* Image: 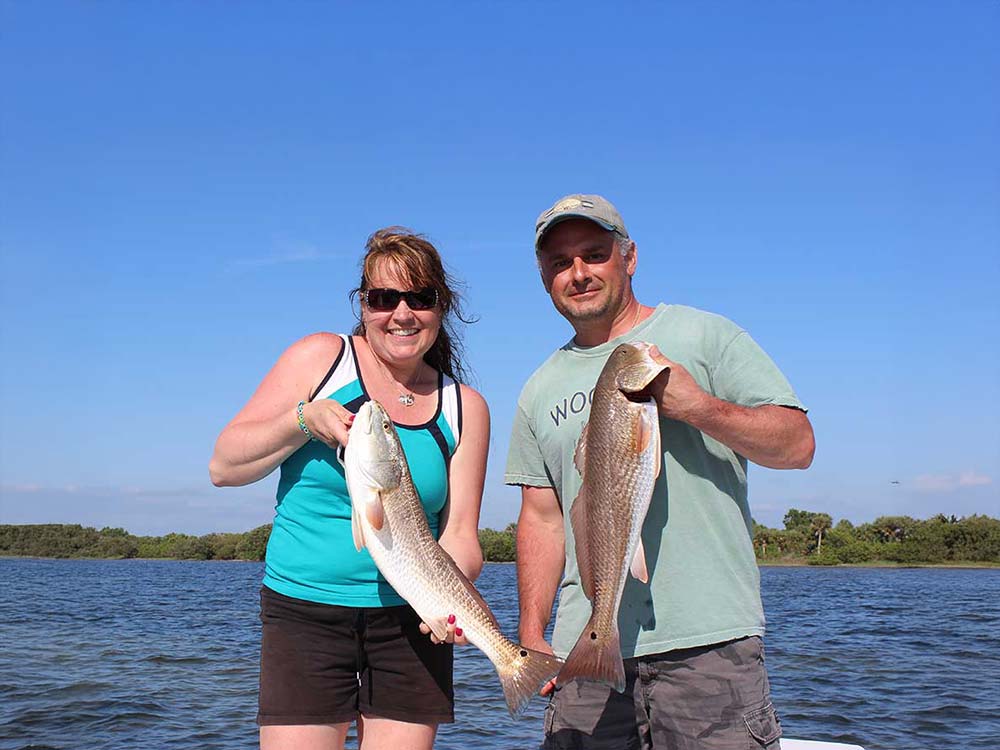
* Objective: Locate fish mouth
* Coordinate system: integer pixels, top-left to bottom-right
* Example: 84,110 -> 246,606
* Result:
356,401 -> 377,434
624,391 -> 652,404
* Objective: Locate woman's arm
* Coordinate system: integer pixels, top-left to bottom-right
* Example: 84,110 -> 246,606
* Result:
437,384 -> 490,582
209,333 -> 354,486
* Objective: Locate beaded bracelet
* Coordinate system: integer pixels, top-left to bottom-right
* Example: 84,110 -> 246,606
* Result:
296,400 -> 316,441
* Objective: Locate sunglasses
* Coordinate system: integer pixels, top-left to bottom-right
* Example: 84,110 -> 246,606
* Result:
362,287 -> 439,312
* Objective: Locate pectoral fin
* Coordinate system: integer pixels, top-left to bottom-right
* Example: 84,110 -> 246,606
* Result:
640,402 -> 662,478
351,500 -> 366,551
629,539 -> 649,583
366,491 -> 385,531
632,407 -> 655,453
573,422 -> 589,476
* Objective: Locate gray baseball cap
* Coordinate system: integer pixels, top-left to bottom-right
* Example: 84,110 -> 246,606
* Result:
535,193 -> 628,250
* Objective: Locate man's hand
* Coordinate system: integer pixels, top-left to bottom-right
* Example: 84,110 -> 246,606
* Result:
639,356 -> 709,424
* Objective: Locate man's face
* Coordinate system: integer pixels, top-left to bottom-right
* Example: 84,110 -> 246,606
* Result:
537,218 -> 636,324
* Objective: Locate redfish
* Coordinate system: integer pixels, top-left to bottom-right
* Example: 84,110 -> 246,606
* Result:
559,342 -> 669,692
343,399 -> 562,717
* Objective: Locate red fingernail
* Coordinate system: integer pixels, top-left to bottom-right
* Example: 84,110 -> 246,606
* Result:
447,614 -> 456,624
349,415 -> 355,422
454,627 -> 463,637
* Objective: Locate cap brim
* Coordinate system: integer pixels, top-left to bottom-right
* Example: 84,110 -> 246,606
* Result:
535,213 -> 618,249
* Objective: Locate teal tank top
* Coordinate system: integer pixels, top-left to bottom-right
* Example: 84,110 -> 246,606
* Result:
262,335 -> 463,606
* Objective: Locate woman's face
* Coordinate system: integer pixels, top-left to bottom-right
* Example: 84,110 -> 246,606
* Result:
362,261 -> 442,368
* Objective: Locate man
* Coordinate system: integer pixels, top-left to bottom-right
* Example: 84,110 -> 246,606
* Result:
505,194 -> 814,750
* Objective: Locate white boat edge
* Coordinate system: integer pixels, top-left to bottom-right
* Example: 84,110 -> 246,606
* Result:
783,740 -> 865,750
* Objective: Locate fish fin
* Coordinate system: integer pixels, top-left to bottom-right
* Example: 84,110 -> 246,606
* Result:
351,499 -> 366,551
569,487 -> 594,600
366,490 -> 385,531
632,406 -> 656,454
640,401 -> 661,475
498,647 -> 564,717
558,619 -> 626,693
629,538 -> 649,583
424,614 -> 449,642
652,424 -> 662,478
573,422 -> 589,476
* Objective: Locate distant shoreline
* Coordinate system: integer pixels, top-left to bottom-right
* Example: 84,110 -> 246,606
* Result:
758,560 -> 1000,569
5,517 -> 999,566
3,555 -> 998,569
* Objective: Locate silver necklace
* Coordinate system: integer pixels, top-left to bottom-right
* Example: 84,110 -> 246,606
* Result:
371,348 -> 420,407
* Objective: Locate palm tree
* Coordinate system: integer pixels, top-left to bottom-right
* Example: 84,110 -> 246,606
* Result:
753,523 -> 772,559
810,513 -> 833,554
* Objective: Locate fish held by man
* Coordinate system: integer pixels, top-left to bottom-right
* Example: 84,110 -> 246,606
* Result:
343,399 -> 563,717
559,341 -> 670,692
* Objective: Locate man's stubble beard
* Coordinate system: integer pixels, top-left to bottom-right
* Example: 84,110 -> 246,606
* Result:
553,285 -> 627,325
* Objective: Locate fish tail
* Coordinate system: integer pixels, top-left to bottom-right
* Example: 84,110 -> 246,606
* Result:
557,619 -> 626,692
498,647 -> 564,718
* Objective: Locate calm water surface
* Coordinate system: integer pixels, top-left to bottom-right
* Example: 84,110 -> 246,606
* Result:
1,560 -> 998,750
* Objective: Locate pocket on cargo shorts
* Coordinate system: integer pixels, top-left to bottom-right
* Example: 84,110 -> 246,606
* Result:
543,697 -> 556,736
744,701 -> 782,749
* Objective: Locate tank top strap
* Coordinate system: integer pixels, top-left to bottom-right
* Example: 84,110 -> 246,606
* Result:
439,374 -> 462,448
311,334 -> 357,402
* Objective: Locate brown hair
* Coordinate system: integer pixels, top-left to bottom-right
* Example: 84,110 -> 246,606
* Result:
350,227 -> 475,383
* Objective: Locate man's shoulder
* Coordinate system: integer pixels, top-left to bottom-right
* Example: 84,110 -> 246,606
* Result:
516,345 -> 574,404
658,303 -> 743,334
648,304 -> 746,354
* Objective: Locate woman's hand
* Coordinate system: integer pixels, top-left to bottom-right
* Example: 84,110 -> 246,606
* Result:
419,615 -> 469,645
301,399 -> 355,448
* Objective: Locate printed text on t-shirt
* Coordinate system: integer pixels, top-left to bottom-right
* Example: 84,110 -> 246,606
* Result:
550,389 -> 596,427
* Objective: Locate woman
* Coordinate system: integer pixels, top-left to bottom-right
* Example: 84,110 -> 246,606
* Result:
210,228 -> 489,750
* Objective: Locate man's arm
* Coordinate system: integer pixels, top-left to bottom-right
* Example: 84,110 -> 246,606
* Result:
647,360 -> 815,470
516,485 -> 564,695
516,486 -> 564,649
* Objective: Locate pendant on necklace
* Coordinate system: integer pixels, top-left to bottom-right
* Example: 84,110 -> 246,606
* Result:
399,393 -> 415,407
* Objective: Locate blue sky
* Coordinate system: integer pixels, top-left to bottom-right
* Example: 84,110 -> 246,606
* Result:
1,2 -> 997,536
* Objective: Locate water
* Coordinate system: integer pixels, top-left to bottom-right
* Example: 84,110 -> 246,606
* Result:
1,560 -> 998,750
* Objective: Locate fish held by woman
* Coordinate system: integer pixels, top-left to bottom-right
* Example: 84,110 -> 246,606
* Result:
343,399 -> 562,717
559,341 -> 669,692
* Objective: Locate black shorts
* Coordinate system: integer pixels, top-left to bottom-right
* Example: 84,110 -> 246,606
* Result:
257,586 -> 454,726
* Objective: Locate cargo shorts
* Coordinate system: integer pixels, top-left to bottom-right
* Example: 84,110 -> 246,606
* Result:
541,636 -> 782,750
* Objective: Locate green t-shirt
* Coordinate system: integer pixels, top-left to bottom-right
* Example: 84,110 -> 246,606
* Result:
504,304 -> 806,659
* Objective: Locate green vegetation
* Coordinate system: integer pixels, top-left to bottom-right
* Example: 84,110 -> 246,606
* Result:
0,524 -> 274,561
479,523 -> 517,562
754,511 -> 1000,566
2,512 -> 998,565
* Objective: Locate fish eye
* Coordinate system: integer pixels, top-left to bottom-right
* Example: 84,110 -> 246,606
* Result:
382,420 -> 390,431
